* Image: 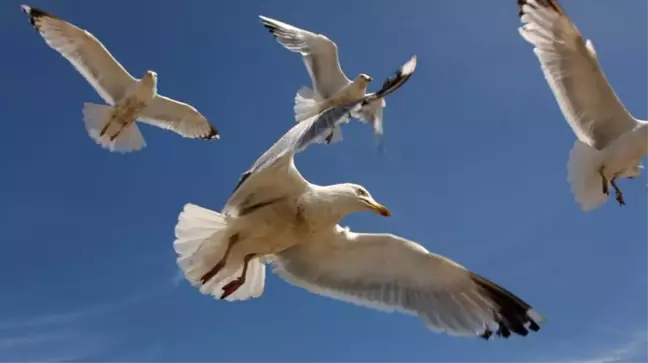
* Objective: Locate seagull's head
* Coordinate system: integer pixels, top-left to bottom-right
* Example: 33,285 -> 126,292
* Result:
142,70 -> 158,91
144,70 -> 158,82
356,73 -> 373,85
331,183 -> 391,217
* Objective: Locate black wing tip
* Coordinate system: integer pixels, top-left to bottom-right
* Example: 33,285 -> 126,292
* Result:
258,16 -> 280,37
20,4 -> 53,27
199,126 -> 220,141
518,0 -> 563,18
373,56 -> 417,100
471,273 -> 543,340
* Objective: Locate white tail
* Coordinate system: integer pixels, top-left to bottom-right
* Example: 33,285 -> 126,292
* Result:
82,103 -> 146,153
173,203 -> 265,301
567,140 -> 608,212
294,87 -> 324,122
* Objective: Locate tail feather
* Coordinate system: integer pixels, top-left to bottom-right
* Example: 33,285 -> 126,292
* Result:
173,203 -> 265,301
567,140 -> 608,212
82,103 -> 146,153
294,87 -> 323,122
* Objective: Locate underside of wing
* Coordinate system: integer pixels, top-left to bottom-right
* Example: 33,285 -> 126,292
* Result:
259,15 -> 351,98
22,5 -> 136,105
273,227 -> 543,339
139,95 -> 219,140
518,0 -> 636,149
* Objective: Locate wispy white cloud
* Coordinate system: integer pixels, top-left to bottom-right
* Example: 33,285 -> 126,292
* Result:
0,272 -> 180,361
0,330 -> 110,362
0,272 -> 179,332
538,329 -> 648,363
171,267 -> 186,287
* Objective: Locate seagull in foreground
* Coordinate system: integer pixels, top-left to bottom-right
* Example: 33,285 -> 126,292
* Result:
21,5 -> 219,153
518,0 -> 647,211
173,66 -> 543,339
259,15 -> 417,148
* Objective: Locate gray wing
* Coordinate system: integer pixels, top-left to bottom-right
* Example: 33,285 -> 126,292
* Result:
259,15 -> 351,99
518,0 -> 638,149
139,95 -> 219,140
22,5 -> 136,106
222,105 -> 353,216
272,226 -> 543,339
222,56 -> 417,216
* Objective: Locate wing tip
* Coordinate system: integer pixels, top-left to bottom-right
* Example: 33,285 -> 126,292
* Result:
258,16 -> 280,37
20,4 -> 55,28
470,273 -> 544,340
402,55 -> 417,77
518,0 -> 564,19
200,126 -> 220,141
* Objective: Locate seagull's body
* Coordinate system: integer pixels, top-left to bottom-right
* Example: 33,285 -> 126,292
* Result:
174,64 -> 543,339
259,15 -> 415,146
518,0 -> 647,211
21,5 -> 219,153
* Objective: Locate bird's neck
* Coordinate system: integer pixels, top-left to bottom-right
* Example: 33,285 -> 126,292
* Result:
299,186 -> 354,230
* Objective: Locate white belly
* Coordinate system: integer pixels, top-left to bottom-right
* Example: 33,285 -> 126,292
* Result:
602,126 -> 648,179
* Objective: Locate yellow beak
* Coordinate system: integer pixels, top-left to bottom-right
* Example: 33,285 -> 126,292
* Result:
365,200 -> 391,217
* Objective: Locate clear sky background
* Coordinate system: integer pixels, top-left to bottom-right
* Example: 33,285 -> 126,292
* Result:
0,0 -> 646,361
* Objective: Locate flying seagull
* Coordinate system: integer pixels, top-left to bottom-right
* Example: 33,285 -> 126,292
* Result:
518,0 -> 647,211
21,5 -> 219,153
258,15 -> 417,148
173,69 -> 543,339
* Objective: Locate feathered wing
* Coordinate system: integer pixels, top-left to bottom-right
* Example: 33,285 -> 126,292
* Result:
21,5 -> 136,105
518,0 -> 637,149
221,105 -> 354,217
259,15 -> 351,99
139,95 -> 219,140
272,226 -> 543,339
222,59 -> 417,217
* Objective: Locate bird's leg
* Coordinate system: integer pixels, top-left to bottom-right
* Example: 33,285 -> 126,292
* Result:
220,253 -> 256,300
599,167 -> 609,195
99,121 -> 112,138
200,234 -> 239,285
610,177 -> 626,207
109,121 -> 130,141
325,132 -> 334,144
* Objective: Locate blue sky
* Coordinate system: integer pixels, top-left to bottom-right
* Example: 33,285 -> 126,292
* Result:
0,0 -> 646,361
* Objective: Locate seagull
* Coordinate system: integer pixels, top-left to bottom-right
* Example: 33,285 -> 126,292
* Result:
21,5 -> 219,153
173,68 -> 543,339
259,15 -> 417,148
518,0 -> 647,211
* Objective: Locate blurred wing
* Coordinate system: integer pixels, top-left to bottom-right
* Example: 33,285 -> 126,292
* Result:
273,226 -> 543,339
352,98 -> 386,137
518,0 -> 637,149
259,15 -> 351,98
22,5 -> 136,105
222,55 -> 417,216
139,95 -> 219,140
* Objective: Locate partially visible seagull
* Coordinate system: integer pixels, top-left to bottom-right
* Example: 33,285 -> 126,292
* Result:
518,0 -> 647,211
173,69 -> 543,339
21,5 -> 219,153
259,15 -> 417,149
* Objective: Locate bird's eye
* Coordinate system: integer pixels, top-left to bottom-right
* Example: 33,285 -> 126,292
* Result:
356,188 -> 367,197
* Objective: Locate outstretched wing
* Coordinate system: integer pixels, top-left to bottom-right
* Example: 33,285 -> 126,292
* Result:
222,55 -> 417,216
518,0 -> 637,149
273,225 -> 543,339
259,15 -> 351,99
139,95 -> 219,140
21,5 -> 136,105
